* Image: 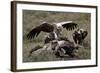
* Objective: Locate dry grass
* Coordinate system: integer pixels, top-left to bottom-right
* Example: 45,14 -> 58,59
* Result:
23,10 -> 91,62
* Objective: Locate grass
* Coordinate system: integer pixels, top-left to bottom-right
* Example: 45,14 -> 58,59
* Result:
23,10 -> 91,62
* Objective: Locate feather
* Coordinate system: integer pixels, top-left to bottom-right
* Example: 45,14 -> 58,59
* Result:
55,21 -> 77,31
27,22 -> 54,39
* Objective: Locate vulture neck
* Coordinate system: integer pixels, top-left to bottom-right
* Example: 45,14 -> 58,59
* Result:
53,31 -> 58,40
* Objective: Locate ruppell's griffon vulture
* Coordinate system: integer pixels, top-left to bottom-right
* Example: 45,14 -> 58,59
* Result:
27,21 -> 77,39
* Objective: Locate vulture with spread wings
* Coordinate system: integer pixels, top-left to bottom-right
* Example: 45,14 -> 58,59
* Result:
27,21 -> 77,39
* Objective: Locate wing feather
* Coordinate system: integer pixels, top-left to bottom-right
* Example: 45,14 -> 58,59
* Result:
27,23 -> 54,39
62,22 -> 77,30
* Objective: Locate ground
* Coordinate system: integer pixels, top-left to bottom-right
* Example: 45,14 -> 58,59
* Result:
23,10 -> 91,62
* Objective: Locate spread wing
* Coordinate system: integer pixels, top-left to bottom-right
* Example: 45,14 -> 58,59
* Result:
56,21 -> 77,30
27,22 -> 54,39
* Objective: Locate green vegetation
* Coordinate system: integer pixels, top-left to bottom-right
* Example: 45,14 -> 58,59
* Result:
23,10 -> 91,62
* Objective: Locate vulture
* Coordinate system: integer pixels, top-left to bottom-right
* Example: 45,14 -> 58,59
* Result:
27,21 -> 77,40
51,39 -> 79,58
72,29 -> 88,45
